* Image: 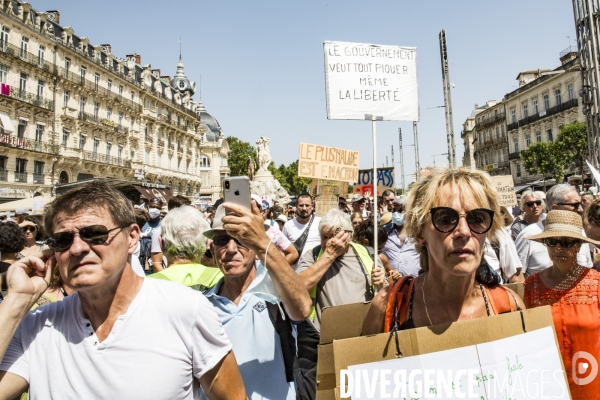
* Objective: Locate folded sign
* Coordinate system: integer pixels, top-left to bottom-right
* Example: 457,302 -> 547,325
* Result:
298,142 -> 359,182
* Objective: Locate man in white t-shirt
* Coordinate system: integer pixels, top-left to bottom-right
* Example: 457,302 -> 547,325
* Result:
0,182 -> 245,399
282,193 -> 321,268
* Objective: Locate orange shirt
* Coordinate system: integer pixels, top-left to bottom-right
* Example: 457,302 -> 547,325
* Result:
525,268 -> 600,398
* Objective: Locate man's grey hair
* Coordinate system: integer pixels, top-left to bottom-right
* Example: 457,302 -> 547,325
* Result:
161,205 -> 211,261
319,208 -> 354,236
520,189 -> 545,209
546,183 -> 577,209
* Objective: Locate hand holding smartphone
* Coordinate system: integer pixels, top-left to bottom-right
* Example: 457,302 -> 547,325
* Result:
223,176 -> 251,212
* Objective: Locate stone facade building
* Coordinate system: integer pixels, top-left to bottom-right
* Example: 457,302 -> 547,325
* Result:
0,1 -> 229,203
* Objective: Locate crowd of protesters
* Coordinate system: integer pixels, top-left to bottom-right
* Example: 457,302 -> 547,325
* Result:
1,168 -> 600,398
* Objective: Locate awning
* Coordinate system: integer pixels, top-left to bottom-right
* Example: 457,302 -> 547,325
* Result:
0,111 -> 14,133
0,196 -> 45,212
513,184 -> 533,193
133,185 -> 173,203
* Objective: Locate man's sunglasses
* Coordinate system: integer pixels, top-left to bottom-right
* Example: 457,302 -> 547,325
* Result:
543,238 -> 580,248
149,198 -> 163,204
46,224 -> 129,252
557,202 -> 583,210
21,226 -> 37,233
430,207 -> 494,234
213,235 -> 248,249
525,200 -> 542,207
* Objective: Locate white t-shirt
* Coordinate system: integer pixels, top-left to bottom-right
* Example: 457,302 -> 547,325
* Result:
483,229 -> 521,280
0,279 -> 232,399
515,221 -> 592,277
130,242 -> 146,277
282,216 -> 322,268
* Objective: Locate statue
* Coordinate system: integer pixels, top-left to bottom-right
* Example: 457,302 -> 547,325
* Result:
246,156 -> 256,181
255,136 -> 272,172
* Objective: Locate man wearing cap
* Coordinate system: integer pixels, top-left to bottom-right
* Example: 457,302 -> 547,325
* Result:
338,196 -> 351,215
516,183 -> 592,277
202,202 -> 311,399
351,194 -> 369,219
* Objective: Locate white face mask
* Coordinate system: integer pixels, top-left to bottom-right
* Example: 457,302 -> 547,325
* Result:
148,208 -> 161,220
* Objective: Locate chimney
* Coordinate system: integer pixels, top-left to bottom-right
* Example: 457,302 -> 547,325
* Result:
45,10 -> 60,23
474,103 -> 478,109
126,53 -> 141,65
151,69 -> 161,78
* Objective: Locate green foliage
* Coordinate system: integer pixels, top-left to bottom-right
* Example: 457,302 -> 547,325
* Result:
225,136 -> 257,177
275,160 -> 312,195
520,141 -> 566,185
556,121 -> 588,175
395,188 -> 404,196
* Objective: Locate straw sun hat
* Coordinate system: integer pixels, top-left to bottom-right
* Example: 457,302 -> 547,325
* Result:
526,210 -> 600,245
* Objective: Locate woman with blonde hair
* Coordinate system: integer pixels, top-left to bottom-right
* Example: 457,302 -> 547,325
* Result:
362,168 -> 524,335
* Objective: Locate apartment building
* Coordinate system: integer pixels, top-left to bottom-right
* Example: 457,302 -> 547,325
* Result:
0,1 -> 229,202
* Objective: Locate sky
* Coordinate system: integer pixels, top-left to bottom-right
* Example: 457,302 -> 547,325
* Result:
34,0 -> 576,188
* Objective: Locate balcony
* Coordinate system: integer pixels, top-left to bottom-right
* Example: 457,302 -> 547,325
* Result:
33,174 -> 45,184
1,86 -> 54,111
78,112 -> 128,134
145,136 -> 154,145
0,41 -> 55,74
507,122 -> 519,131
168,143 -> 175,151
0,170 -> 6,181
81,150 -> 132,168
0,132 -> 59,154
508,99 -> 579,131
14,172 -> 27,183
186,149 -> 192,157
157,139 -> 165,148
476,113 -> 506,129
509,151 -> 521,161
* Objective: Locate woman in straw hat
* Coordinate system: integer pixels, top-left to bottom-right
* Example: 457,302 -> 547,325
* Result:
524,210 -> 600,398
362,168 -> 525,335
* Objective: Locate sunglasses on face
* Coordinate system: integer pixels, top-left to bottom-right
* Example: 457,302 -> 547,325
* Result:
525,200 -> 542,207
430,207 -> 494,234
150,198 -> 163,204
213,235 -> 248,249
557,202 -> 583,210
45,224 -> 129,252
543,238 -> 580,248
21,226 -> 37,233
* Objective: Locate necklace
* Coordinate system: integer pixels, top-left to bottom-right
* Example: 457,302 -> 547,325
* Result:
421,272 -> 478,326
552,263 -> 585,291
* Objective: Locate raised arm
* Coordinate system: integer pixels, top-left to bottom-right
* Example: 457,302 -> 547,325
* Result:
297,230 -> 349,290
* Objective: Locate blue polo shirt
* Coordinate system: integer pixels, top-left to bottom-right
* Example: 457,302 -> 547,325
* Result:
202,268 -> 295,400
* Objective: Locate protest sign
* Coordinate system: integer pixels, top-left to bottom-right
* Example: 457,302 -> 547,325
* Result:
490,175 -> 518,208
311,179 -> 348,217
323,41 -> 419,121
353,167 -> 394,197
298,142 -> 359,182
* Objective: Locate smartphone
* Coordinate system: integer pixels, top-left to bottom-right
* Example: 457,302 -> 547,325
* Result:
223,176 -> 251,210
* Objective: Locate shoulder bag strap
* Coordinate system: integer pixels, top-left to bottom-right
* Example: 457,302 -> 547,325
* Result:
486,286 -> 519,315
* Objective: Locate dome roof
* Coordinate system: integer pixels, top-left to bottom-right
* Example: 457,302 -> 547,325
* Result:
200,111 -> 221,135
170,57 -> 195,95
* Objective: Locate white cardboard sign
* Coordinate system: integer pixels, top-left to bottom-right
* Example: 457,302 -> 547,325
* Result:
323,41 -> 419,121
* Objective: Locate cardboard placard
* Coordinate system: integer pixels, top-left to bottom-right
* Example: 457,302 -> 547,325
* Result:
491,175 -> 518,208
353,167 -> 395,197
311,179 -> 349,217
298,142 -> 359,182
323,41 -> 419,121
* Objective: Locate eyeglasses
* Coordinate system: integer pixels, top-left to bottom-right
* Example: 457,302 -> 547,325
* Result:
430,207 -> 494,234
213,235 -> 248,249
525,200 -> 542,207
21,226 -> 37,233
46,224 -> 129,252
543,238 -> 580,248
149,198 -> 163,204
557,202 -> 583,209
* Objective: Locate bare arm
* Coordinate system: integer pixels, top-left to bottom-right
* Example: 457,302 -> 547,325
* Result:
282,243 -> 299,266
222,202 -> 312,321
298,231 -> 350,291
151,252 -> 165,272
198,351 -> 246,400
508,269 -> 524,283
361,285 -> 390,336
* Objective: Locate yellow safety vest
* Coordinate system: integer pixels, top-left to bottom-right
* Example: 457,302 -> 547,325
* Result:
308,242 -> 375,321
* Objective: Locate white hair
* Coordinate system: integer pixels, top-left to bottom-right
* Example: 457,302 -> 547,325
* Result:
546,183 -> 577,210
319,208 -> 354,236
520,190 -> 545,209
160,205 -> 211,261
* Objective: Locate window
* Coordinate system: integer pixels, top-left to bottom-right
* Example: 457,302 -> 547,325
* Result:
106,142 -> 112,157
62,129 -> 69,146
93,138 -> 100,154
94,73 -> 100,91
118,85 -> 123,97
523,104 -> 528,119
118,113 -> 123,126
63,90 -> 69,108
107,79 -> 112,92
145,148 -> 150,164
94,102 -> 99,119
533,99 -> 538,114
130,117 -> 134,130
200,155 -> 211,168
0,26 -> 9,47
15,158 -> 26,173
17,119 -> 26,138
106,107 -> 112,120
117,145 -> 123,160
516,164 -> 521,177
178,182 -> 182,194
495,127 -> 500,138
555,89 -> 561,106
511,109 -> 516,123
33,161 -> 44,175
19,73 -> 26,92
64,58 -> 70,71
543,94 -> 550,110
20,36 -> 28,57
186,160 -> 190,173
547,129 -> 553,141
37,45 -> 44,65
536,131 -> 541,142
168,155 -> 172,170
525,134 -> 531,147
502,125 -> 505,136
80,97 -> 86,113
568,84 -> 574,101
131,91 -> 134,102
0,65 -> 7,84
35,124 -> 43,141
37,80 -> 43,98
79,134 -> 86,149
157,151 -> 161,168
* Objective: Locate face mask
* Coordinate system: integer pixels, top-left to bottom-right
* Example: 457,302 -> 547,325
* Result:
148,208 -> 161,220
392,212 -> 404,226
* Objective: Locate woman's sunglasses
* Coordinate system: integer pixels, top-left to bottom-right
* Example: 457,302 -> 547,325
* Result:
46,224 -> 129,252
525,200 -> 542,207
543,238 -> 580,248
430,207 -> 494,234
21,226 -> 37,233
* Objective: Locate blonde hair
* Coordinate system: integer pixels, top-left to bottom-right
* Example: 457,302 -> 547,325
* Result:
405,168 -> 503,271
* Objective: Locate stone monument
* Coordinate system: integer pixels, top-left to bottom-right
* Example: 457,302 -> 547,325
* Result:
249,136 -> 291,205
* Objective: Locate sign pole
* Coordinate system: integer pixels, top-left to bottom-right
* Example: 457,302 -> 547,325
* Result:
372,118 -> 378,283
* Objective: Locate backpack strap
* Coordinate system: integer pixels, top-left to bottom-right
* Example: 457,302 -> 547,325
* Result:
383,276 -> 415,333
486,286 -> 520,315
266,302 -> 297,382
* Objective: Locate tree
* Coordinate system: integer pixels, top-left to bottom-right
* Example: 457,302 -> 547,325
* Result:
520,141 -> 566,190
556,121 -> 588,177
225,136 -> 257,177
275,160 -> 312,195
